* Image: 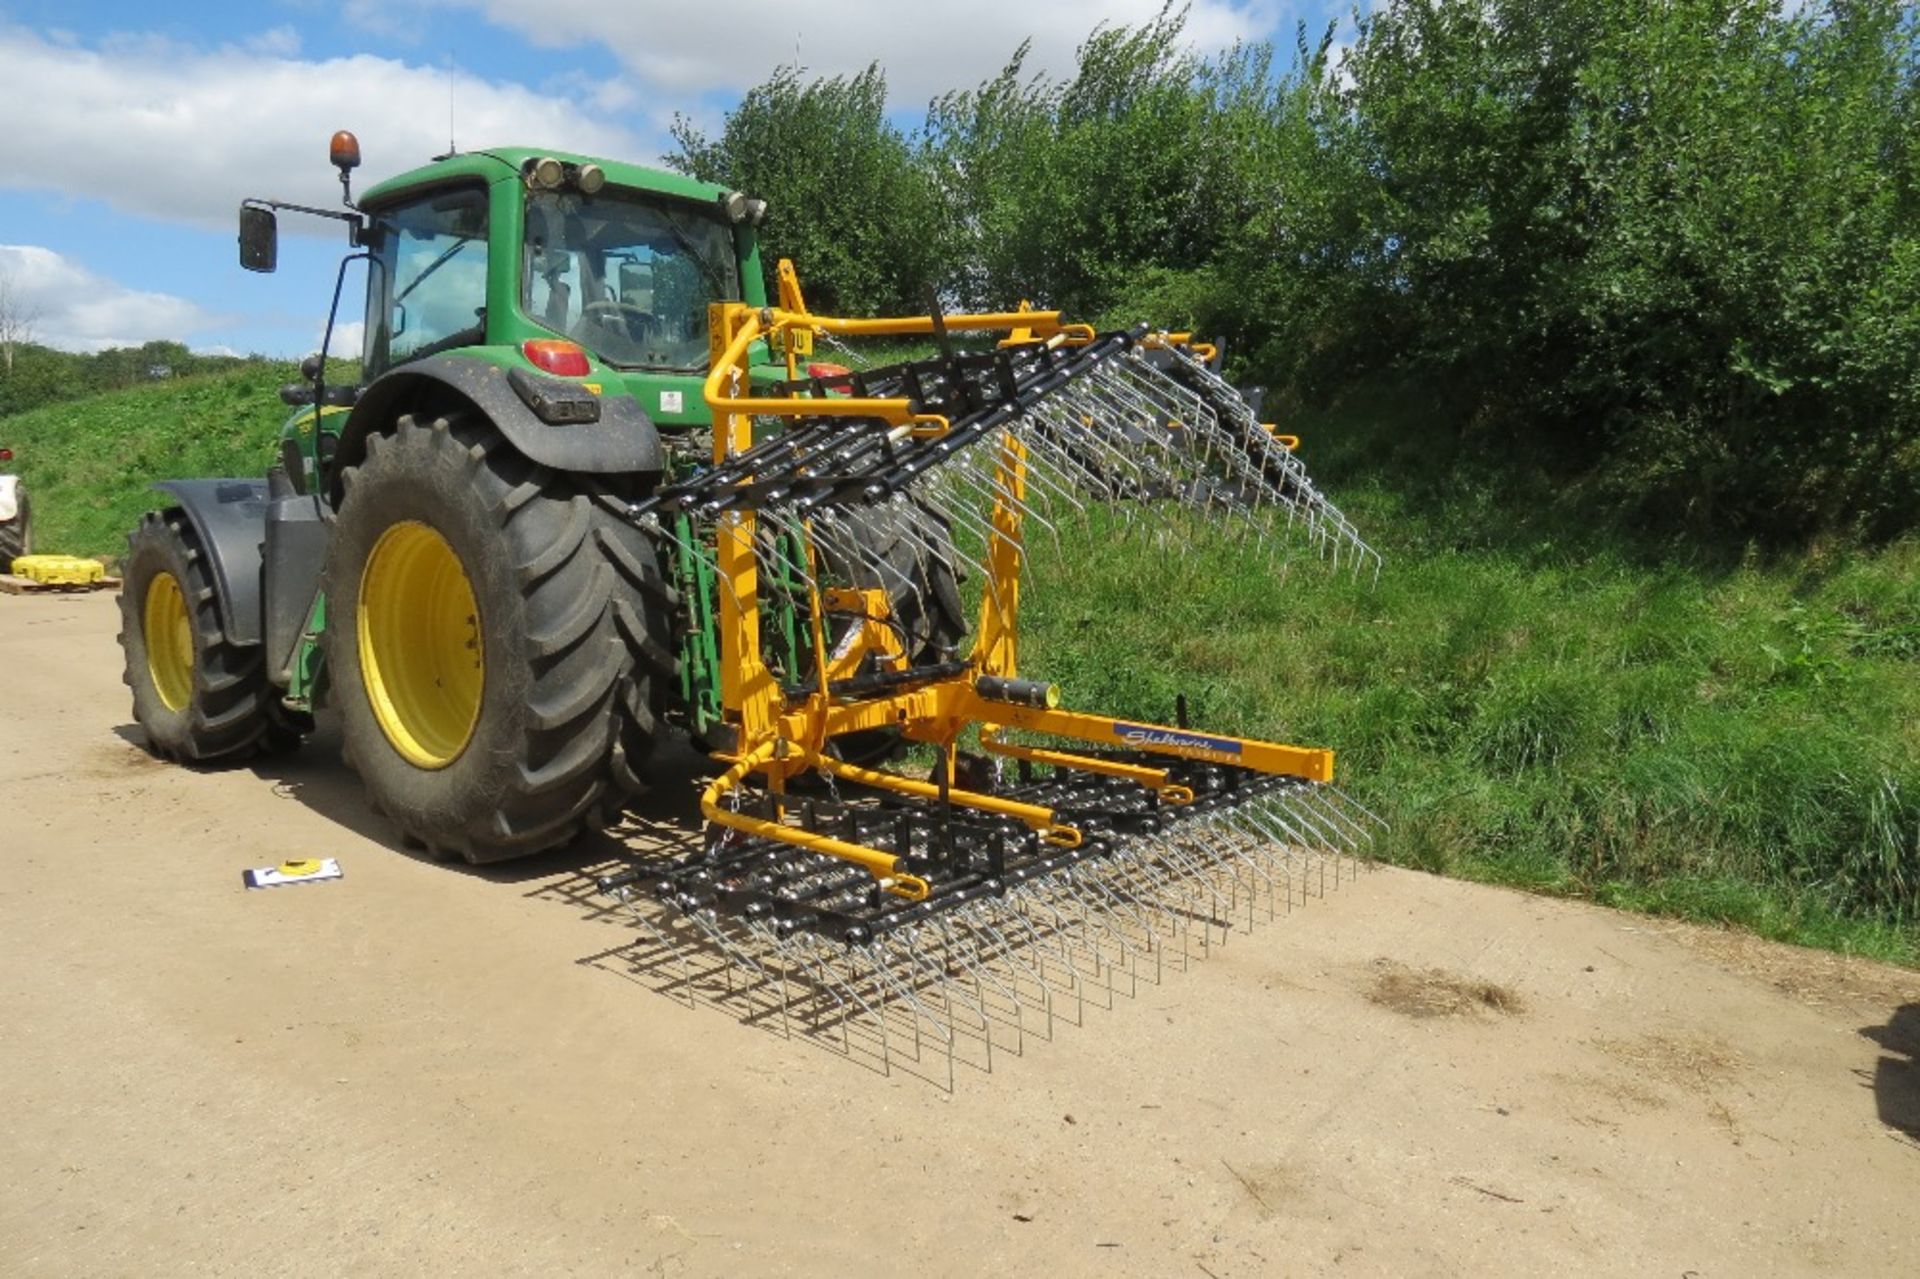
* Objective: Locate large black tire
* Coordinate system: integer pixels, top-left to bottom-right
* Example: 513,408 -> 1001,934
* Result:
0,486 -> 29,571
818,500 -> 969,765
828,499 -> 968,664
118,509 -> 293,763
324,411 -> 671,863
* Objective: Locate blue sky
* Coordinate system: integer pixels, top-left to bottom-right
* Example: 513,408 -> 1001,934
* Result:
0,1 -> 1353,359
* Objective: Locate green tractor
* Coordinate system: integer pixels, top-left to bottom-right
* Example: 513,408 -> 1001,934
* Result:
117,133 -> 959,861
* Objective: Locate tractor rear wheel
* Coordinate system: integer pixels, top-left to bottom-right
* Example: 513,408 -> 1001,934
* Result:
323,411 -> 668,863
0,487 -> 30,570
827,499 -> 967,666
821,499 -> 968,765
118,509 -> 294,763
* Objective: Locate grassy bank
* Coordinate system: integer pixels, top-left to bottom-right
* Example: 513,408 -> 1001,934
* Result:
6,369 -> 1915,962
1021,391 -> 1920,964
2,363 -> 296,556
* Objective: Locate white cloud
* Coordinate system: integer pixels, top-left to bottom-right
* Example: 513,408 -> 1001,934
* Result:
540,69 -> 650,117
316,319 -> 366,359
0,26 -> 644,233
242,25 -> 302,57
1327,38 -> 1357,91
0,245 -> 219,351
0,7 -> 1284,242
341,0 -> 432,41
426,0 -> 1280,105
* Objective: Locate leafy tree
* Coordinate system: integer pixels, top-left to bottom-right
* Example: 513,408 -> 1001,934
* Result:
921,6 -> 1300,321
657,0 -> 1920,541
0,341 -> 257,417
666,64 -> 945,315
1339,0 -> 1919,539
0,263 -> 41,375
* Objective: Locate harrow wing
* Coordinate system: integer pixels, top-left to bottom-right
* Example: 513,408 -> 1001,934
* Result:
600,288 -> 1381,1079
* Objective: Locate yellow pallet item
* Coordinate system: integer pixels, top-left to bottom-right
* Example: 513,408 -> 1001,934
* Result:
11,554 -> 108,586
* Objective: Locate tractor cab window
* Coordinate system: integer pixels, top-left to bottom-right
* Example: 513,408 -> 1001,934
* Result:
362,186 -> 490,374
523,189 -> 740,373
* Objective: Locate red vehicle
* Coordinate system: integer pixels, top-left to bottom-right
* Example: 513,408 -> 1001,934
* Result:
0,446 -> 30,570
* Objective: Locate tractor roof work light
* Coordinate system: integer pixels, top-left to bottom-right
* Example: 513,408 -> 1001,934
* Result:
719,191 -> 768,225
575,162 -> 606,195
330,130 -> 361,206
529,156 -> 566,190
330,130 -> 361,171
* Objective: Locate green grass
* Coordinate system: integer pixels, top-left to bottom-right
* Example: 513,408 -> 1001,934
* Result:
2,362 -> 298,557
6,367 -> 1916,963
1017,391 -> 1920,965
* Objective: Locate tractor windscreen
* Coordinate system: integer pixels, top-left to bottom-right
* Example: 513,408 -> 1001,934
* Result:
522,189 -> 741,374
362,186 -> 491,374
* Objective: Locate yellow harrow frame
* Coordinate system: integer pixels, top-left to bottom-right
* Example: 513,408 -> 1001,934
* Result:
696,296 -> 1335,901
600,272 -> 1380,1082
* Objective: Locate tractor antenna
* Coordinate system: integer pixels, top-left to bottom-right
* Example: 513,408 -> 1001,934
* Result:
446,50 -> 458,155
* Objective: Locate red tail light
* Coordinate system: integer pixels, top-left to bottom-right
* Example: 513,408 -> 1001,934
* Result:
806,361 -> 854,390
522,339 -> 591,378
0,448 -> 13,462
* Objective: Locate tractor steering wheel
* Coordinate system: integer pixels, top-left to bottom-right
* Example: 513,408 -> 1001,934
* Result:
580,299 -> 658,335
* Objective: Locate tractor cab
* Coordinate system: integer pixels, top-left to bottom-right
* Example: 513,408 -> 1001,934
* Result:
517,181 -> 744,376
241,139 -> 774,476
353,151 -> 759,390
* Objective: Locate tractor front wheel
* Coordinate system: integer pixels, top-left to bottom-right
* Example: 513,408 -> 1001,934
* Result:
118,509 -> 295,762
323,411 -> 666,862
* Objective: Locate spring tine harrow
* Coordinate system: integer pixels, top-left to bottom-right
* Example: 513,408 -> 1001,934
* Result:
641,326 -> 1376,574
596,293 -> 1384,1087
601,763 -> 1377,1086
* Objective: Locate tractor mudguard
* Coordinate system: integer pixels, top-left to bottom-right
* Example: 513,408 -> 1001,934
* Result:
152,479 -> 271,647
262,493 -> 330,686
330,354 -> 666,494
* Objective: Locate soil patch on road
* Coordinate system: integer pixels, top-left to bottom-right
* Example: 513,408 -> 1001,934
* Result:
1366,959 -> 1526,1018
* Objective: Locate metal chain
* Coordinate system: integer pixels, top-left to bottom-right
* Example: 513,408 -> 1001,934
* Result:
816,328 -> 875,371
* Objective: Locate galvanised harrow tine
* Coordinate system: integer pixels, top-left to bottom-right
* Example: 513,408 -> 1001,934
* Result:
641,327 -> 1378,577
599,767 -> 1375,1089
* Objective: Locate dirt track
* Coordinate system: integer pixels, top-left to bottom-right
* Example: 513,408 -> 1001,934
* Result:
2,591 -> 1917,1276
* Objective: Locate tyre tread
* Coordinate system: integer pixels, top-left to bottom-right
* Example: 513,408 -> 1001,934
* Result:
327,412 -> 668,863
117,509 -> 296,764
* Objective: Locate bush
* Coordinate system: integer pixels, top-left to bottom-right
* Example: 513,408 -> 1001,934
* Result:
0,340 -> 260,417
1337,0 -> 1920,543
687,1 -> 1919,544
665,65 -> 945,316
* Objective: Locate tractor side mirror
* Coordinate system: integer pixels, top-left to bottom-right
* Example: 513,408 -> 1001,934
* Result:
239,205 -> 279,273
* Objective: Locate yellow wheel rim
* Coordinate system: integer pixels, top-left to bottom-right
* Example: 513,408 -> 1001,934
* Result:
143,570 -> 194,712
357,521 -> 484,769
